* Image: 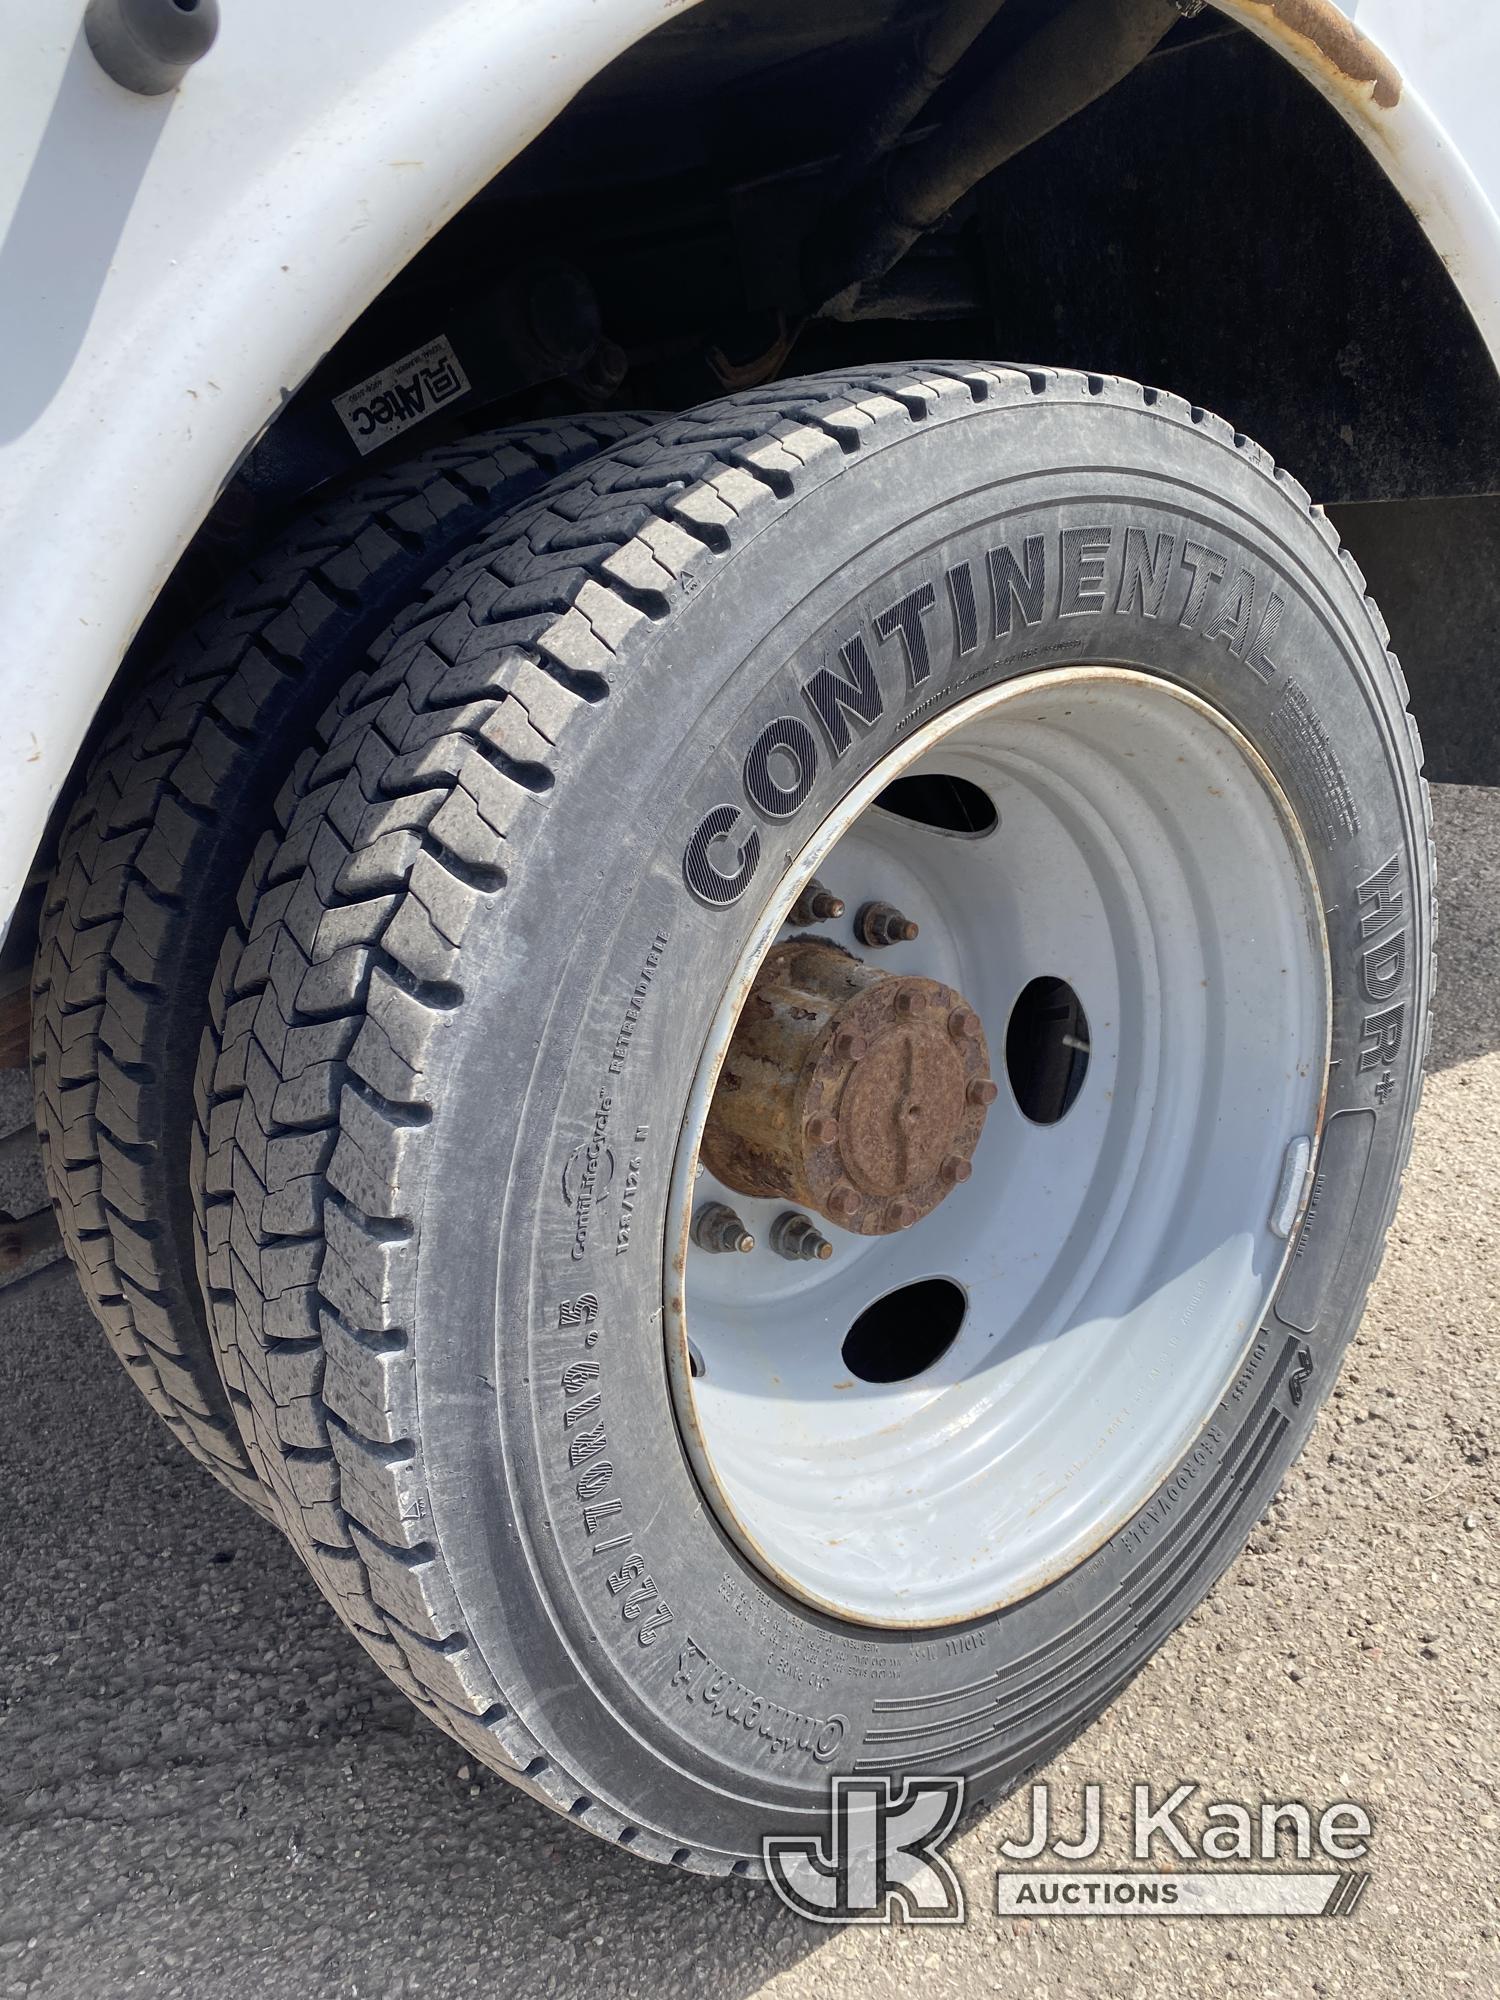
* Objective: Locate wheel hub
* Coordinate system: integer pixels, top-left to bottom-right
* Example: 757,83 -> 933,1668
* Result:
700,937 -> 994,1235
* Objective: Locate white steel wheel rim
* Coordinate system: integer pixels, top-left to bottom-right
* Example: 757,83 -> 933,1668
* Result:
665,667 -> 1330,1628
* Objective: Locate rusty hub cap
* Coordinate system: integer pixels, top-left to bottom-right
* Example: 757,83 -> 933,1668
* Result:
701,938 -> 993,1235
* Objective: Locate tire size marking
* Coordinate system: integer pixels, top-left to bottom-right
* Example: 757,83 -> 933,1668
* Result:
683,521 -> 1287,906
554,1292 -> 676,1649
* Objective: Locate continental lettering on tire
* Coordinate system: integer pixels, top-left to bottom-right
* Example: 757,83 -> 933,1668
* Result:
744,718 -> 818,819
556,1299 -> 675,1648
684,804 -> 761,907
670,1637 -> 849,1764
561,1091 -> 615,1263
683,522 -> 1290,907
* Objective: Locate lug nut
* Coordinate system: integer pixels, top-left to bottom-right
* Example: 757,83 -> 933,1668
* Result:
827,1183 -> 861,1220
856,900 -> 919,948
967,1076 -> 1000,1107
893,987 -> 928,1017
939,1155 -> 972,1186
693,1201 -> 755,1255
832,1026 -> 868,1061
790,877 -> 846,926
886,1198 -> 919,1230
806,1113 -> 840,1144
770,1210 -> 834,1262
948,1006 -> 982,1042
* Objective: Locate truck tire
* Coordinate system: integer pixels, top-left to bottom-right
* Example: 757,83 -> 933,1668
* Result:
31,414 -> 649,1510
200,363 -> 1431,1870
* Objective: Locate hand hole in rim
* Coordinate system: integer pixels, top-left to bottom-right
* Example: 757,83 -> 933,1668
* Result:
842,1278 -> 967,1384
1006,975 -> 1090,1124
873,771 -> 998,836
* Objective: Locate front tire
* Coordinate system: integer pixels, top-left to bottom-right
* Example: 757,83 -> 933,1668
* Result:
202,365 -> 1431,1869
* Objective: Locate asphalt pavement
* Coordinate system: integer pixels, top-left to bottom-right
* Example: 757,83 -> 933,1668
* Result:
1,786 -> 1496,2000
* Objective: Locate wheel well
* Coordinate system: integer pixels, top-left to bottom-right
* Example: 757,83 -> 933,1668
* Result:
16,0 -> 1496,981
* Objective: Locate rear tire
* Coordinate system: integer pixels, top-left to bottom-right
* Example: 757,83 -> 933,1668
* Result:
32,414 -> 649,1507
200,364 -> 1431,1868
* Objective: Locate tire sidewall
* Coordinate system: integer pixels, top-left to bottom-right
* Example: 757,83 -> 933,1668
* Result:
407,388 -> 1428,1855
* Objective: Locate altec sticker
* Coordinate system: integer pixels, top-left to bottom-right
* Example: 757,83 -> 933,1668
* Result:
332,335 -> 472,454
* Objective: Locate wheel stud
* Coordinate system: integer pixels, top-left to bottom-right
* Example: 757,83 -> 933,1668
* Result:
856,900 -> 919,947
828,1183 -> 861,1220
790,877 -> 846,926
885,1198 -> 919,1230
806,1113 -> 840,1144
770,1210 -> 834,1262
948,1006 -> 981,1042
967,1076 -> 999,1107
693,1201 -> 755,1254
893,987 -> 928,1017
832,1026 -> 867,1061
939,1154 -> 972,1186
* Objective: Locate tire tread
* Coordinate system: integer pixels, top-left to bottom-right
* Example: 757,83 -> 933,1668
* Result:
33,414 -> 649,1510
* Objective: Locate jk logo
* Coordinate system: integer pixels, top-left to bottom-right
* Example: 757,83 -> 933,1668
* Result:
763,1775 -> 966,1924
